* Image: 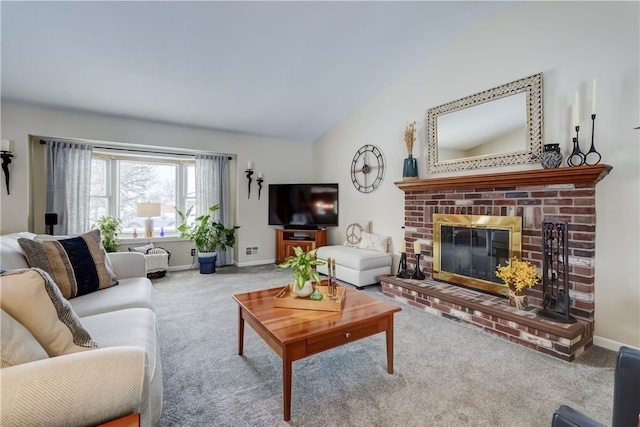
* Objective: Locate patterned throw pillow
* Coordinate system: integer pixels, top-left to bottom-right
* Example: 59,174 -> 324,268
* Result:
358,231 -> 390,253
0,268 -> 99,357
18,230 -> 118,299
343,221 -> 371,247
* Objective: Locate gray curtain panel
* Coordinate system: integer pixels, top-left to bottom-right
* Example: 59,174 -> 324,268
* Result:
195,154 -> 232,266
45,141 -> 93,235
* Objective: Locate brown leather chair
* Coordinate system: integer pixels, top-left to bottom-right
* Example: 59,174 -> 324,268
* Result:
551,346 -> 640,427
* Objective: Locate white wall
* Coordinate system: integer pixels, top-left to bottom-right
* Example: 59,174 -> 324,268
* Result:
312,2 -> 639,349
0,102 -> 312,265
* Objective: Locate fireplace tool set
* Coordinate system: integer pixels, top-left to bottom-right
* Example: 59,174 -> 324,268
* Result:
538,220 -> 576,324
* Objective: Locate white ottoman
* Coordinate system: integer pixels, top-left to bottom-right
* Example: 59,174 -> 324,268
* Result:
316,245 -> 391,289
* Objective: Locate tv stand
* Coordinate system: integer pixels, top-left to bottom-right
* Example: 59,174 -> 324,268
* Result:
284,224 -> 320,230
275,228 -> 327,264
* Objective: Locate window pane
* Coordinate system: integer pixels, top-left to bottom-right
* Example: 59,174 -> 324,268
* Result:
89,159 -> 108,225
119,161 -> 177,232
90,159 -> 107,195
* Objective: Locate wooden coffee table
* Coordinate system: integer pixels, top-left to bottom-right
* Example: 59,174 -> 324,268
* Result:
232,285 -> 401,421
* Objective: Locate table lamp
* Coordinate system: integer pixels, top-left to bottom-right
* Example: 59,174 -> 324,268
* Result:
137,202 -> 161,238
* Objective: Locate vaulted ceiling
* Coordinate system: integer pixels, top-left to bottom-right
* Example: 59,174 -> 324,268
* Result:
1,1 -> 515,143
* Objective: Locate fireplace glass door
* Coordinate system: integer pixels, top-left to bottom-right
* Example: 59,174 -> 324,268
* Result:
439,226 -> 509,283
433,214 -> 522,296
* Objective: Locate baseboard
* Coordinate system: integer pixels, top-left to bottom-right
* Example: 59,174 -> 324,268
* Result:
593,335 -> 640,352
168,264 -> 196,271
236,259 -> 276,267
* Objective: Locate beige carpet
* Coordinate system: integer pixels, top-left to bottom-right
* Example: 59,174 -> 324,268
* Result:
152,265 -> 616,427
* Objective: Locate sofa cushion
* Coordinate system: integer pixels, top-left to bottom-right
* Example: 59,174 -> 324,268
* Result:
358,231 -> 390,253
0,232 -> 36,270
316,245 -> 392,270
18,230 -> 118,299
0,309 -> 49,367
81,307 -> 157,380
70,277 -> 154,318
0,269 -> 99,356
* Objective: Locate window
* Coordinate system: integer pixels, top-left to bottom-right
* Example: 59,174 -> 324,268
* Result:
89,153 -> 195,235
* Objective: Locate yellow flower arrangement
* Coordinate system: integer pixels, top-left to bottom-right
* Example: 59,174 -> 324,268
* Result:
495,257 -> 541,293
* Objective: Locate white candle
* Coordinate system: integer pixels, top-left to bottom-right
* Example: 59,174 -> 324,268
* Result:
591,78 -> 597,115
0,139 -> 10,152
257,172 -> 263,179
574,92 -> 580,127
247,161 -> 253,170
400,240 -> 406,253
414,241 -> 421,254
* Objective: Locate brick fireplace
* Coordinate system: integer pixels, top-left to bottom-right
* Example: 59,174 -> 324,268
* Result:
381,165 -> 612,361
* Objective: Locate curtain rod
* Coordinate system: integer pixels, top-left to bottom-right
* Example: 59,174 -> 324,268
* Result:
39,139 -> 232,160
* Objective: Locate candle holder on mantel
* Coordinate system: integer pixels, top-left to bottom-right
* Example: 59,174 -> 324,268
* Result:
411,253 -> 425,280
397,252 -> 409,278
567,125 -> 585,167
584,114 -> 601,165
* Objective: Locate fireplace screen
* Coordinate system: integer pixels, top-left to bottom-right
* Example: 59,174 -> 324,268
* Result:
433,214 -> 522,296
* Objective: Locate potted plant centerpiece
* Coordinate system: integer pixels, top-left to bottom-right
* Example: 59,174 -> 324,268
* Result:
176,204 -> 240,274
93,215 -> 123,253
277,246 -> 325,297
495,257 -> 542,310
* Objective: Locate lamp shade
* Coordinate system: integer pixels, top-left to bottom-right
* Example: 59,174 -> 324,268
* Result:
137,202 -> 161,218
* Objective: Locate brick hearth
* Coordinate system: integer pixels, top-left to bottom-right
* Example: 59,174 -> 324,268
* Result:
383,165 -> 611,361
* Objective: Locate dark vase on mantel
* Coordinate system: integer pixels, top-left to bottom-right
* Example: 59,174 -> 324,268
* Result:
403,154 -> 418,179
540,143 -> 563,169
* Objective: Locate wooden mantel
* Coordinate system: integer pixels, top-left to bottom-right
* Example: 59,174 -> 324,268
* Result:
394,164 -> 612,192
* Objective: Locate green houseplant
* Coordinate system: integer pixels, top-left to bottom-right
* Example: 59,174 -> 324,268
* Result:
277,246 -> 325,296
175,204 -> 240,273
93,215 -> 123,253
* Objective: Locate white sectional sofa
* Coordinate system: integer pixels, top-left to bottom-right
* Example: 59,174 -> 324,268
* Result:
316,222 -> 392,289
0,232 -> 162,427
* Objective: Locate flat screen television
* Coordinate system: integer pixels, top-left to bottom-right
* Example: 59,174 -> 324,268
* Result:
268,183 -> 338,229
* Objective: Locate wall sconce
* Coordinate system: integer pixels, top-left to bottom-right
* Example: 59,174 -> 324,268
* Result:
257,172 -> 264,200
246,161 -> 254,199
137,202 -> 161,237
1,139 -> 14,195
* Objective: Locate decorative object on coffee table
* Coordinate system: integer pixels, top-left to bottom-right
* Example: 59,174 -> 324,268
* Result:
496,257 -> 541,310
273,280 -> 345,311
540,143 -> 563,169
402,121 -> 418,179
277,246 -> 325,297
